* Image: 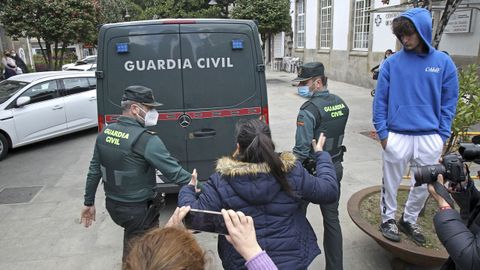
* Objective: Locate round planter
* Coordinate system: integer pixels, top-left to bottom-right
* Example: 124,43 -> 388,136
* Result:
347,185 -> 448,267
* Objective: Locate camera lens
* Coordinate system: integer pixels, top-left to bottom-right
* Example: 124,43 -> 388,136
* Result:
459,144 -> 480,162
414,165 -> 445,185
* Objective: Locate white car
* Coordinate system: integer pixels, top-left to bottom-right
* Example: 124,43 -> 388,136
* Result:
62,55 -> 97,70
65,63 -> 96,71
0,71 -> 98,160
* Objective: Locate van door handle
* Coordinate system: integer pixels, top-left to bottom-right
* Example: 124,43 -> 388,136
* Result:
52,105 -> 63,110
192,129 -> 216,138
89,97 -> 96,101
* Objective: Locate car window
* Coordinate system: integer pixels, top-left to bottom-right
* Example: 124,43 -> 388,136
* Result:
78,56 -> 96,65
62,78 -> 91,95
20,80 -> 59,104
85,57 -> 96,64
88,78 -> 96,89
0,80 -> 28,104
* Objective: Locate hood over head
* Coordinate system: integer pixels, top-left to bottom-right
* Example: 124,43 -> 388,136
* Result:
215,152 -> 297,204
399,8 -> 433,54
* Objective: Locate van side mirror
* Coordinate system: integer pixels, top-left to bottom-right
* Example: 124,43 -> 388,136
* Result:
16,96 -> 31,107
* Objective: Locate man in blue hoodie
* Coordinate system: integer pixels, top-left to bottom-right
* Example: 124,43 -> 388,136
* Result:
373,8 -> 458,245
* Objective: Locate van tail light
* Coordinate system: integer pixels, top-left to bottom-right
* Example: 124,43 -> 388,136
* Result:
98,115 -> 105,132
260,106 -> 269,124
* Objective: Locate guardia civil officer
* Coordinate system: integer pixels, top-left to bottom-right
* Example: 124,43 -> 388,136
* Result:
80,85 -> 192,261
292,62 -> 349,270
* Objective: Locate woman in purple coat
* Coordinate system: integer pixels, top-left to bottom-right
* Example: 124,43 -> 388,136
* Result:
178,119 -> 339,270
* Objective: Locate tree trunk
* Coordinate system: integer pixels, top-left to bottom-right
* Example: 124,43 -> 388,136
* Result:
432,0 -> 463,49
59,43 -> 67,68
45,43 -> 53,71
54,41 -> 59,70
37,37 -> 47,66
261,33 -> 266,59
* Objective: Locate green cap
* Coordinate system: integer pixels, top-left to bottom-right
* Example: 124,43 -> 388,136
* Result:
292,62 -> 325,82
122,85 -> 163,107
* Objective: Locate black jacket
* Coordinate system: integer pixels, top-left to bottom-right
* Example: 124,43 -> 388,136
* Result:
13,55 -> 28,73
434,181 -> 480,270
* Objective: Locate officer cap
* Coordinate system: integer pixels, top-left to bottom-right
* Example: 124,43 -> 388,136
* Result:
292,62 -> 325,82
122,85 -> 163,107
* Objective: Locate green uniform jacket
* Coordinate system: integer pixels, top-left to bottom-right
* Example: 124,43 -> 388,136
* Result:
293,90 -> 349,163
84,116 -> 191,205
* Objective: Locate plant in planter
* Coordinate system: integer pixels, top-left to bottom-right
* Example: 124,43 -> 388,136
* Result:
444,64 -> 480,154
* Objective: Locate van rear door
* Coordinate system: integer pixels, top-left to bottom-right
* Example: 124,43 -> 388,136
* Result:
180,23 -> 263,179
102,25 -> 188,169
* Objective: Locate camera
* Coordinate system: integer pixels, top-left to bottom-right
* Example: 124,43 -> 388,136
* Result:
414,143 -> 480,186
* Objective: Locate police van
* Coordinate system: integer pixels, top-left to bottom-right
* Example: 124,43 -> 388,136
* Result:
96,19 -> 268,192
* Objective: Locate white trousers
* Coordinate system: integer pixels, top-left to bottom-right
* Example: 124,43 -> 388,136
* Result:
380,132 -> 443,224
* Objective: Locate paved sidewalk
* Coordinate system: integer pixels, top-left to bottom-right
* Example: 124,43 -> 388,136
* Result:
0,68 -> 460,269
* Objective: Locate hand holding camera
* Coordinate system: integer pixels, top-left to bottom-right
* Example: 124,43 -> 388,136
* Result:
427,175 -> 453,209
221,209 -> 262,261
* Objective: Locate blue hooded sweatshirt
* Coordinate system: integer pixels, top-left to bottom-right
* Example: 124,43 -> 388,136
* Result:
373,8 -> 459,142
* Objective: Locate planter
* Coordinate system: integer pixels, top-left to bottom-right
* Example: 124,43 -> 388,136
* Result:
347,185 -> 448,268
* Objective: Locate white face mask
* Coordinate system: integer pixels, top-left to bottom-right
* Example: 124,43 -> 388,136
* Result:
136,106 -> 159,127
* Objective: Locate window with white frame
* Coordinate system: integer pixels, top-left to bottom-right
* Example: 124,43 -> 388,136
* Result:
296,0 -> 305,48
352,0 -> 371,50
319,0 -> 332,49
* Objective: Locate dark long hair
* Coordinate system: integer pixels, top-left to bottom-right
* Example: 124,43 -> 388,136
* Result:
234,119 -> 292,195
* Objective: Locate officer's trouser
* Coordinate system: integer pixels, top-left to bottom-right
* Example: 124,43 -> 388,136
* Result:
380,132 -> 443,224
301,162 -> 343,270
106,198 -> 159,262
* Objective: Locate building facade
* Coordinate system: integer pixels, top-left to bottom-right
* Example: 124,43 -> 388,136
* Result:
290,0 -> 480,88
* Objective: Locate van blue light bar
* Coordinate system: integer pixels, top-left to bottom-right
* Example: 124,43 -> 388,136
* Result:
231,39 -> 243,50
116,43 -> 129,54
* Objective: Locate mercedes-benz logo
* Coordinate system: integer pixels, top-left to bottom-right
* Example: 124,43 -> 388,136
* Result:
178,114 -> 192,128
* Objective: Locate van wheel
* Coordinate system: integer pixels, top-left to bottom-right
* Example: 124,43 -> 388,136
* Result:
0,133 -> 9,160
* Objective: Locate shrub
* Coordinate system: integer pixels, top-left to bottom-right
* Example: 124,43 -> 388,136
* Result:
445,64 -> 480,153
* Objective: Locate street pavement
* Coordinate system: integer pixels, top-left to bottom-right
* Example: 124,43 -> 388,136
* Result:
0,68 -> 467,269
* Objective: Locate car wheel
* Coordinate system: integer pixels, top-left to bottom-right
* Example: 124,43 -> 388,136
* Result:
0,133 -> 9,160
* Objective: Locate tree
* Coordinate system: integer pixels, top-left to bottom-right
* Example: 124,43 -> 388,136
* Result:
0,0 -> 97,70
207,0 -> 236,18
95,0 -> 143,24
231,0 -> 291,46
445,64 -> 480,154
141,0 -> 223,20
431,0 -> 463,48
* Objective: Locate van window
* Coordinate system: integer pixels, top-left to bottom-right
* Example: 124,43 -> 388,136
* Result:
20,80 -> 59,104
62,78 -> 91,96
107,33 -> 183,111
181,33 -> 257,109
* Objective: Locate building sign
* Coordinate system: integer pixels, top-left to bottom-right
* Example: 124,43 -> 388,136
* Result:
374,12 -> 401,28
384,12 -> 400,27
445,9 -> 472,34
